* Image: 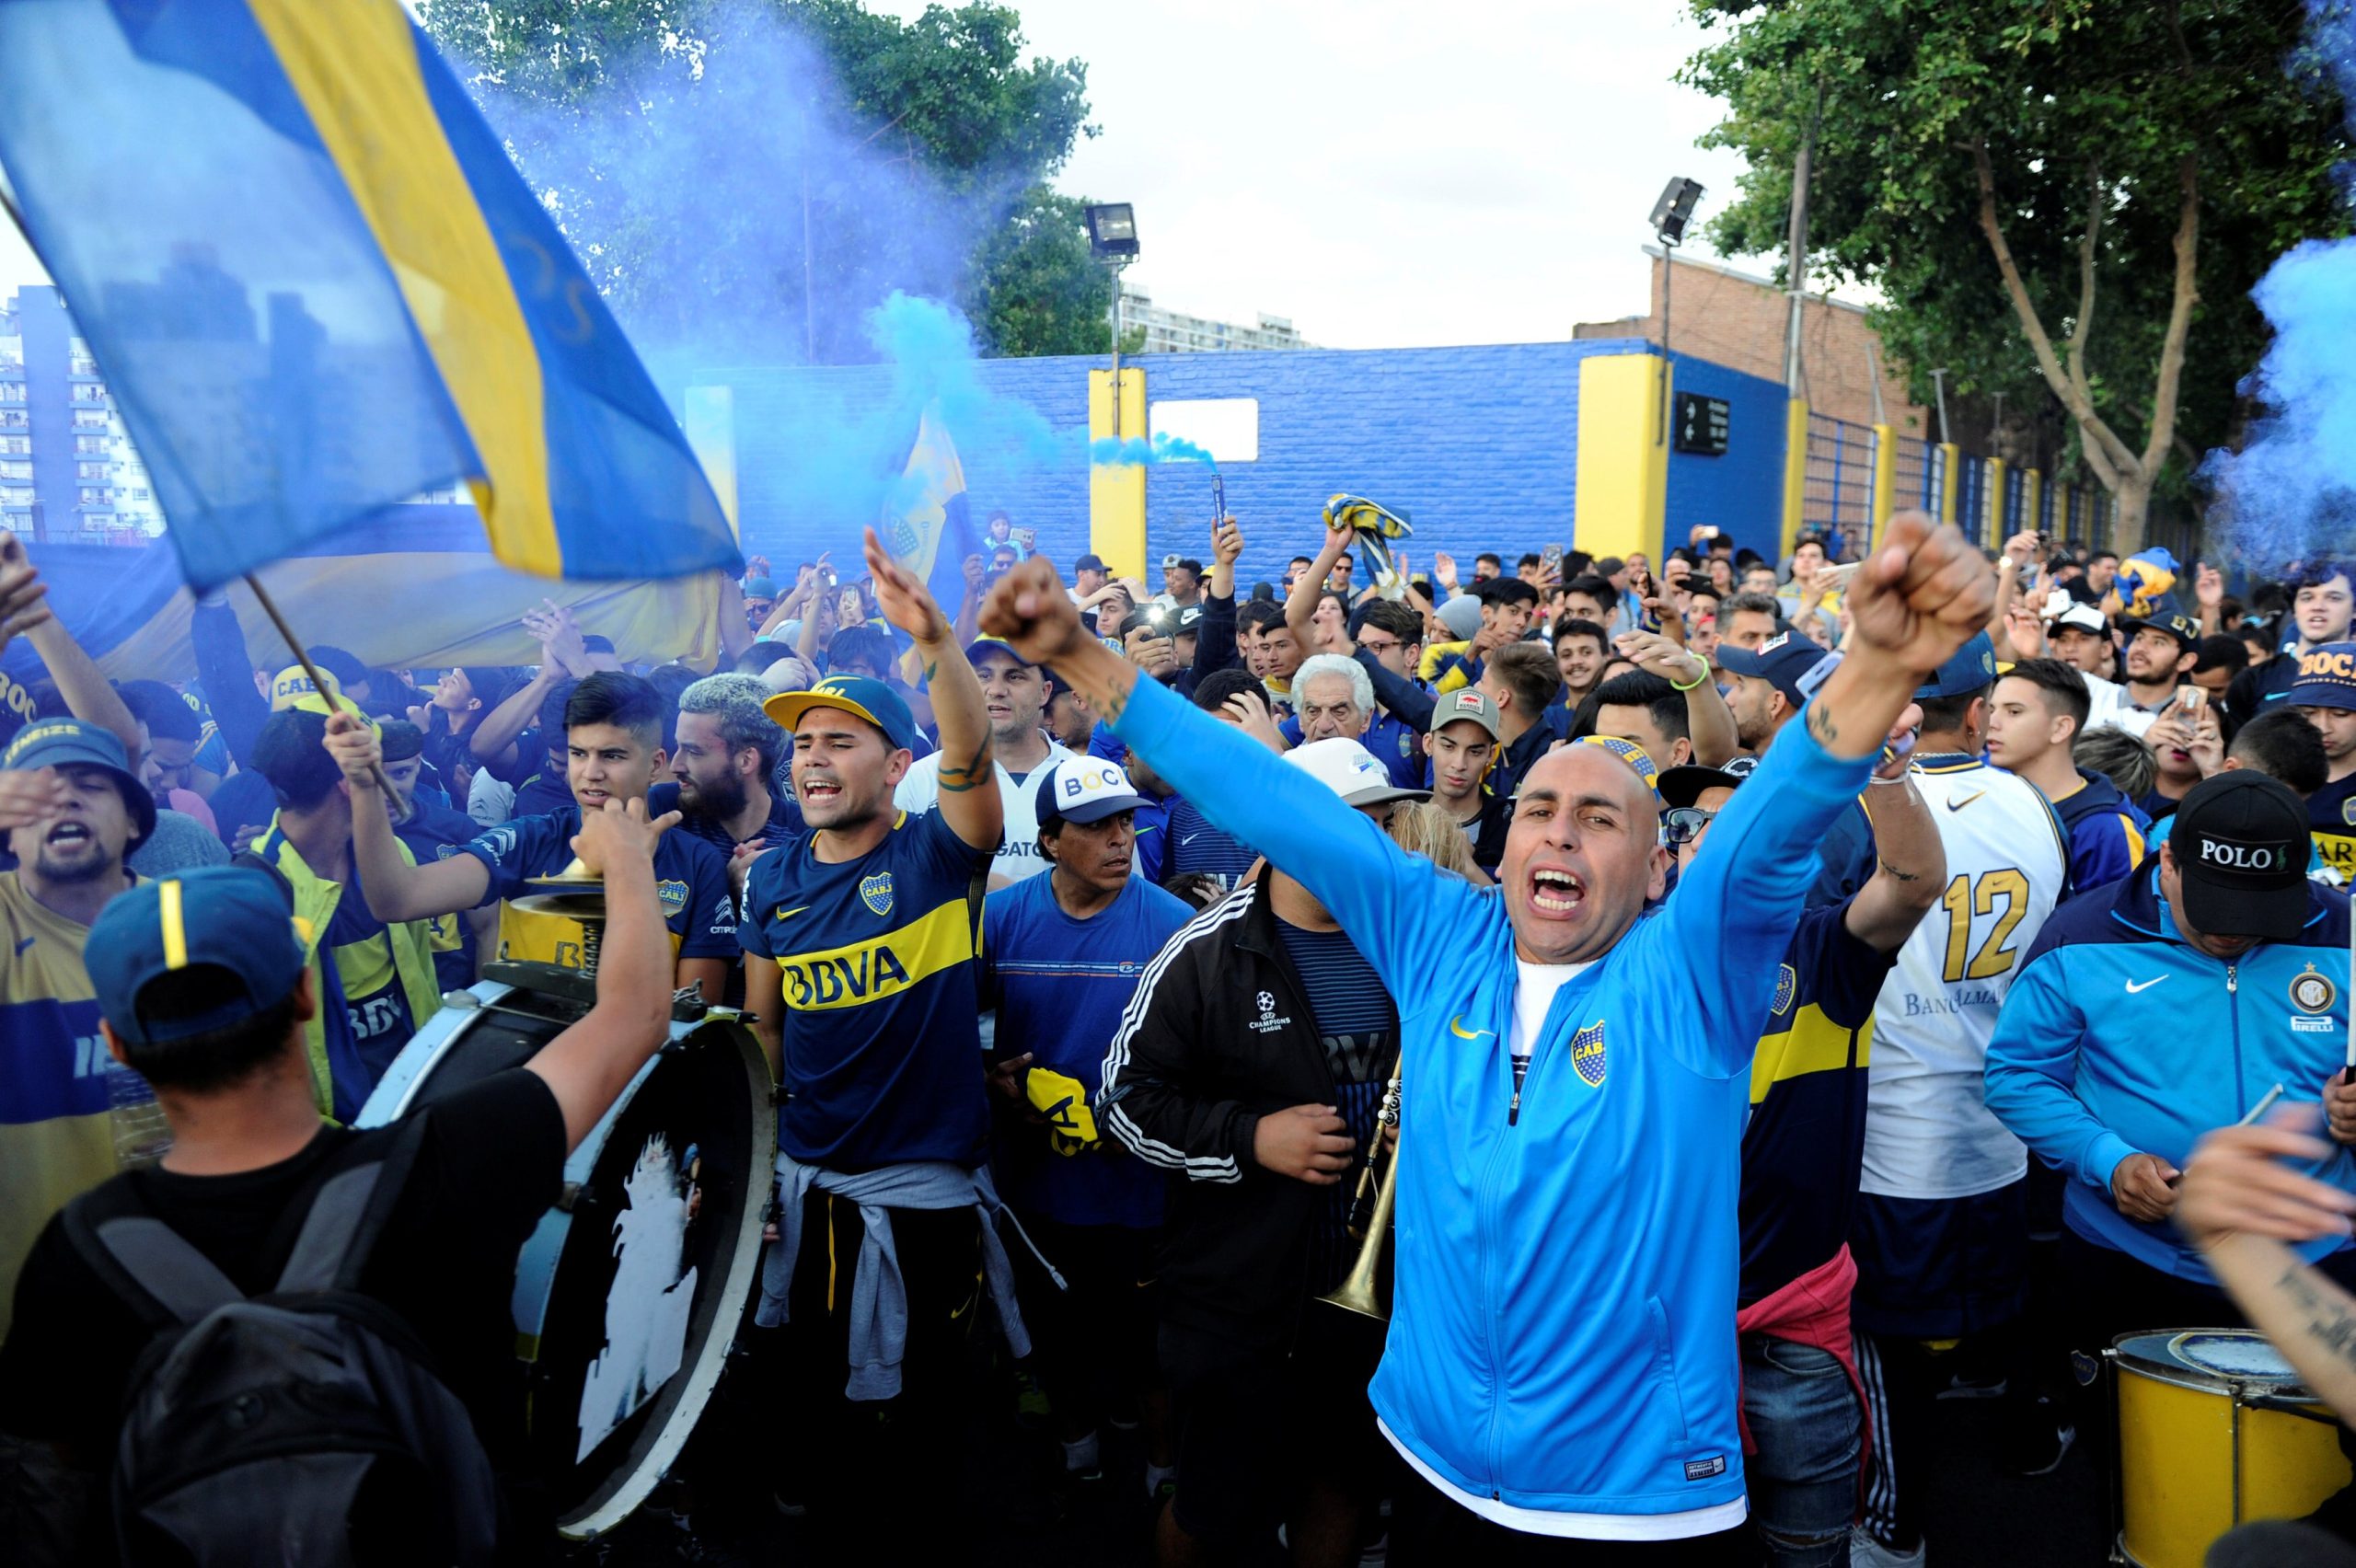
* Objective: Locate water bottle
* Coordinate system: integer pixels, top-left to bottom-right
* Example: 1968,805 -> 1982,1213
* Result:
106,1063 -> 173,1168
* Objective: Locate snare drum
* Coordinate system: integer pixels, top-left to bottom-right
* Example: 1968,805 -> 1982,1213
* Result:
358,978 -> 773,1541
2112,1328 -> 2352,1568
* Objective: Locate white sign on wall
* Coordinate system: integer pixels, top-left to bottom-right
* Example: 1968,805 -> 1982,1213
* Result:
1149,398 -> 1259,464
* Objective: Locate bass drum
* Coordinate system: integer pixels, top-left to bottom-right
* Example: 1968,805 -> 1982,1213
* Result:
358,977 -> 774,1541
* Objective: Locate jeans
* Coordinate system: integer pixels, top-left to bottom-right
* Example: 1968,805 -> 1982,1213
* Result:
1742,1335 -> 1860,1568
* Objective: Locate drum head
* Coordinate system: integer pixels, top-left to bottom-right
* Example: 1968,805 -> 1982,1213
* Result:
356,993 -> 772,1542
2171,1331 -> 2303,1386
531,1017 -> 771,1538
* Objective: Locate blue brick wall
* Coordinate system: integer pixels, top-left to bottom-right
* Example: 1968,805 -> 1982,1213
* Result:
1664,355 -> 1790,567
711,337 -> 1791,594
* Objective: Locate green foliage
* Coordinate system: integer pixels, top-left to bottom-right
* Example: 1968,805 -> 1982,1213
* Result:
418,0 -> 1104,360
1684,0 -> 2350,524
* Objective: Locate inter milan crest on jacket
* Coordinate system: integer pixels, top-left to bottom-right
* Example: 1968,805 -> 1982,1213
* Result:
1570,1019 -> 1608,1088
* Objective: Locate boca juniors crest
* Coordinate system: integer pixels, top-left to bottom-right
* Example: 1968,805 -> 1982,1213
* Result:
860,872 -> 895,918
1570,1019 -> 1608,1088
1772,964 -> 1797,1018
655,879 -> 689,916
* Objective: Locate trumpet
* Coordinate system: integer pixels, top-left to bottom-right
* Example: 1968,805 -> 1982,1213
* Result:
1320,1056 -> 1402,1321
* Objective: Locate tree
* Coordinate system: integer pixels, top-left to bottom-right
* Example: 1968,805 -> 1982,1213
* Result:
968,188 -> 1148,357
417,0 -> 1104,362
1684,0 -> 2350,550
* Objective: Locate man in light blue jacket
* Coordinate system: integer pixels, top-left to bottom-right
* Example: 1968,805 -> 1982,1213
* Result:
1985,770 -> 2356,1368
979,513 -> 1994,1562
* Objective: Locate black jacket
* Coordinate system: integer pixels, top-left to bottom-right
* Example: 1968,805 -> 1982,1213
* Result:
1096,867 -> 1395,1347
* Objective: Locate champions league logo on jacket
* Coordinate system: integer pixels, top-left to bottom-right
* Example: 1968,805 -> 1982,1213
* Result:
860,872 -> 895,918
1570,1019 -> 1608,1088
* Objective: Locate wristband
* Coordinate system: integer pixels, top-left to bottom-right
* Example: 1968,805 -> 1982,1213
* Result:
1669,661 -> 1711,693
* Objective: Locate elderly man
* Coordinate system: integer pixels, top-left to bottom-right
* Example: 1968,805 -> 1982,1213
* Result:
981,512 -> 1993,1561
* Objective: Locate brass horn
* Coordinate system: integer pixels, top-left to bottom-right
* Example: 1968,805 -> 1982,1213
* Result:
1319,1055 -> 1402,1321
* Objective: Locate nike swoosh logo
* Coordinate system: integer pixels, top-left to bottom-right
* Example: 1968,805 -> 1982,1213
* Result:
2125,975 -> 2168,994
772,905 -> 808,922
1945,790 -> 1985,813
1448,1014 -> 1496,1043
1179,834 -> 1201,845
13,937 -> 31,956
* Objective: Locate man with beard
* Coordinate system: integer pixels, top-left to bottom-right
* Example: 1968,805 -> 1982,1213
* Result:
737,532 -> 1017,1560
899,637 -> 1066,886
649,673 -> 803,891
0,720 -> 154,1338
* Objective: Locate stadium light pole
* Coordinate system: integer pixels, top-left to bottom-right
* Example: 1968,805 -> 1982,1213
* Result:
1085,203 -> 1139,437
1648,177 -> 1705,446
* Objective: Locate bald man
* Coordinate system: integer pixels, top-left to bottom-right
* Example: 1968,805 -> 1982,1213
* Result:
978,514 -> 1994,1560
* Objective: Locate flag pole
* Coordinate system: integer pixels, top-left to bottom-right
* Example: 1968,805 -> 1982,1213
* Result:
241,572 -> 409,823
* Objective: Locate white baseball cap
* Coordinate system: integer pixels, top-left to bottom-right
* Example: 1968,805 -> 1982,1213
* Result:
1283,737 -> 1430,808
1034,755 -> 1149,828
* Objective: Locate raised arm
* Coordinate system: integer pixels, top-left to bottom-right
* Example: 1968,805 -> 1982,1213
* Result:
521,798 -> 684,1150
866,528 -> 999,852
1844,715 -> 1945,951
1286,524 -> 1352,645
325,711 -> 493,922
1615,628 -> 1738,767
191,593 -> 270,768
981,558 -> 1472,983
471,661 -> 554,766
7,537 -> 137,764
716,571 -> 753,664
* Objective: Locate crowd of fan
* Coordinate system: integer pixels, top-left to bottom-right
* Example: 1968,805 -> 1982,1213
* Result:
0,508 -> 2351,1568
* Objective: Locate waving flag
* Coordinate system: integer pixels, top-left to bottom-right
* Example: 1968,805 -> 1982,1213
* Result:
0,0 -> 738,591
879,404 -> 981,616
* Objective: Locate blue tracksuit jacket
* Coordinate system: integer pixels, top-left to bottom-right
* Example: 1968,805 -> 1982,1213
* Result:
1984,866 -> 2355,1284
1105,671 -> 1872,1518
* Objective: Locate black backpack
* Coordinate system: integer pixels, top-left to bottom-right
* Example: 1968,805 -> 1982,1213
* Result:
62,1122 -> 502,1567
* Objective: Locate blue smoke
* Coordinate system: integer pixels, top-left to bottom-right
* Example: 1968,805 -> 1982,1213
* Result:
1090,432 -> 1218,470
2204,1 -> 2356,571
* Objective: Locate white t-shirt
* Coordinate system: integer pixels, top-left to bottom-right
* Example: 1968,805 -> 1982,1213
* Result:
893,739 -> 1070,884
1861,758 -> 2067,1199
2080,675 -> 2156,739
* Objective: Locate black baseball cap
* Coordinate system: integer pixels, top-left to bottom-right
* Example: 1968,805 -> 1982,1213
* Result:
2169,773 -> 2315,941
1715,632 -> 1828,707
1657,755 -> 1759,810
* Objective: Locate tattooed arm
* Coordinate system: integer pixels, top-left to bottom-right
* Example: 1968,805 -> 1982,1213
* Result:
860,528 -> 1001,853
2180,1113 -> 2356,1424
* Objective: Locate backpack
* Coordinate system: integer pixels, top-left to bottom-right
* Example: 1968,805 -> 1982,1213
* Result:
62,1121 -> 502,1567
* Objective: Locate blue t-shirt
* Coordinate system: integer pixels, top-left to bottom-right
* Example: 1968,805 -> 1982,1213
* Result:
739,808 -> 994,1170
982,872 -> 1194,1228
1165,794 -> 1258,890
456,805 -> 738,971
1270,919 -> 1398,1297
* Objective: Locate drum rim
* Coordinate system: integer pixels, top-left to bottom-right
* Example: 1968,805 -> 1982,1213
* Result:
2110,1326 -> 2314,1397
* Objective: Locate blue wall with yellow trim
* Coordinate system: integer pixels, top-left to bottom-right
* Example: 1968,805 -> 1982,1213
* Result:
713,336 -> 1790,591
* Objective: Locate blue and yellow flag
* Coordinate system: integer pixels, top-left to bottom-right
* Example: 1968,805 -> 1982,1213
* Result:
0,0 -> 738,591
878,403 -> 981,617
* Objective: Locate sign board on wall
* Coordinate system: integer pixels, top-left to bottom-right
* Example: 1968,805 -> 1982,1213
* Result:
1149,398 -> 1259,463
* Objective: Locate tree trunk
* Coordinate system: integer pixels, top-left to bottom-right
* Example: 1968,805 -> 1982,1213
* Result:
2111,472 -> 2151,556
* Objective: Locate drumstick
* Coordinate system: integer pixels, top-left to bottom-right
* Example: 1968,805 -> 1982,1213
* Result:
2238,1083 -> 2287,1126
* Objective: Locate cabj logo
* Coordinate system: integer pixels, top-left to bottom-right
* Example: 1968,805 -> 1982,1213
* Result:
1571,1019 -> 1608,1088
860,871 -> 895,917
655,879 -> 689,916
1771,964 -> 1796,1018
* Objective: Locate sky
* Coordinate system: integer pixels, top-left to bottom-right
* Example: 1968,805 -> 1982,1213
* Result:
0,0 -> 1766,352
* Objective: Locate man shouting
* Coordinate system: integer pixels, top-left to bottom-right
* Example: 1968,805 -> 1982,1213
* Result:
978,512 -> 1993,1562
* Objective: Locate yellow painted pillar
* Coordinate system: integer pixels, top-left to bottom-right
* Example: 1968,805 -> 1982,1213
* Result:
1088,367 -> 1147,581
1986,457 -> 2007,547
1938,443 -> 1961,526
1780,398 -> 1810,559
681,384 -> 738,536
1870,423 -> 1896,551
1571,353 -> 1670,563
2023,468 -> 2042,539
